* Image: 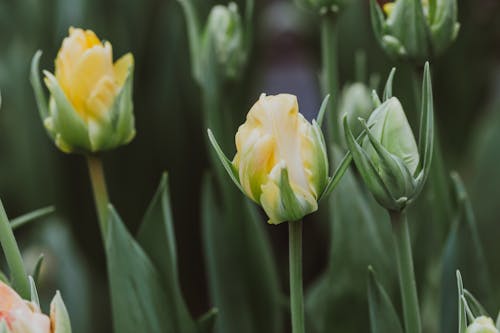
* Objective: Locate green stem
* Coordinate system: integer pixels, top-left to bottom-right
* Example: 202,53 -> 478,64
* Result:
0,200 -> 29,299
289,220 -> 305,333
321,13 -> 339,145
390,210 -> 421,333
86,155 -> 111,239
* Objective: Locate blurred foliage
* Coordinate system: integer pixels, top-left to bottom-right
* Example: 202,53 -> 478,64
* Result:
0,0 -> 498,332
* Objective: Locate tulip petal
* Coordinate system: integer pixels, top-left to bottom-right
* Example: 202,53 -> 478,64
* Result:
44,71 -> 91,152
50,292 -> 72,333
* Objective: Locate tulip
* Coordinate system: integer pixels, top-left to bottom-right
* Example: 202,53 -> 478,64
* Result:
338,82 -> 374,142
203,3 -> 245,79
0,281 -> 71,333
294,0 -> 352,14
31,27 -> 135,153
370,0 -> 460,62
209,94 -> 329,224
343,64 -> 434,212
466,316 -> 499,333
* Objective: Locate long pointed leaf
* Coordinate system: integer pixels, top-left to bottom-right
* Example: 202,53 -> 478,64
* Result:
457,271 -> 466,333
368,267 -> 404,333
11,206 -> 55,230
417,62 -> 434,188
316,94 -> 331,127
383,68 -> 396,101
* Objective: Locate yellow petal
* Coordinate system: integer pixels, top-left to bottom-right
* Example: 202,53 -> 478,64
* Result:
113,53 -> 134,88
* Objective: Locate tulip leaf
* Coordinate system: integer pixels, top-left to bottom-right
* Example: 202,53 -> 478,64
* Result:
343,116 -> 396,210
207,129 -> 244,194
318,152 -> 352,202
10,205 -> 55,230
32,254 -> 44,286
372,90 -> 382,107
463,289 -> 489,318
0,322 -> 8,333
0,271 -> 8,284
316,94 -> 330,127
136,173 -> 197,332
201,175 -> 283,333
368,267 -> 404,333
29,276 -> 40,306
106,205 -> 178,333
456,271 -> 467,333
369,0 -> 385,46
416,63 -> 434,191
383,68 -> 396,101
197,308 -> 218,333
177,0 -> 202,82
30,51 -> 49,121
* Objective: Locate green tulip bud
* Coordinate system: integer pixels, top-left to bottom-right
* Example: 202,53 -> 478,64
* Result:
370,0 -> 459,62
466,316 -> 499,333
294,0 -> 352,14
343,64 -> 434,211
338,83 -> 373,140
31,28 -> 135,154
204,3 -> 245,79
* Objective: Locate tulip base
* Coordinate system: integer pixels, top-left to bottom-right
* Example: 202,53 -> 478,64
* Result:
289,220 -> 305,333
390,210 -> 421,333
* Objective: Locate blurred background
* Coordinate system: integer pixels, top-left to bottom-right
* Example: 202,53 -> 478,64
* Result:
0,0 -> 499,332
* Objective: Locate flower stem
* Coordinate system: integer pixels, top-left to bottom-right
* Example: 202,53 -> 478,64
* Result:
390,210 -> 421,333
321,13 -> 339,145
289,220 -> 305,333
0,200 -> 29,299
86,155 -> 110,239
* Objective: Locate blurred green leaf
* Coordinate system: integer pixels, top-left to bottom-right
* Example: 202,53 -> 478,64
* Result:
11,206 -> 55,230
201,175 -> 283,333
106,205 -> 196,333
136,173 -> 196,331
367,267 -> 404,333
197,308 -> 218,333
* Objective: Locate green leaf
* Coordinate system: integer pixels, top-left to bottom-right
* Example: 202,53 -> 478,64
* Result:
383,68 -> 396,101
207,129 -> 244,194
415,62 -> 434,194
197,308 -> 218,333
369,0 -> 385,47
372,90 -> 382,107
136,173 -> 196,332
316,94 -> 330,128
456,271 -> 467,333
201,175 -> 283,333
29,276 -> 40,307
30,51 -> 49,121
318,152 -> 352,202
367,267 -> 404,333
463,289 -> 489,318
11,205 -> 55,230
32,254 -> 44,285
106,205 -> 183,333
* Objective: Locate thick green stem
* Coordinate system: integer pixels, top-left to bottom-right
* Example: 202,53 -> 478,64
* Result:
0,200 -> 29,299
86,155 -> 110,239
289,220 -> 304,333
321,13 -> 339,145
390,210 -> 421,333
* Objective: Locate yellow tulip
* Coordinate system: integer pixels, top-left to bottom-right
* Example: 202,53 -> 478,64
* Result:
233,94 -> 328,224
31,27 -> 135,153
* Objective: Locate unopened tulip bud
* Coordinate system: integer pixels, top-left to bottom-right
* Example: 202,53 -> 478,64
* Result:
338,83 -> 373,141
344,64 -> 434,211
466,316 -> 499,333
370,0 -> 459,62
31,27 -> 135,153
204,3 -> 245,79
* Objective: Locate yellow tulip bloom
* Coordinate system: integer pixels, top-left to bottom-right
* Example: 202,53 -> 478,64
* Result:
233,94 -> 328,224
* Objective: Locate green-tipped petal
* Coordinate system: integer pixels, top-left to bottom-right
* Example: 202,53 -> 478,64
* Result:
50,292 -> 72,333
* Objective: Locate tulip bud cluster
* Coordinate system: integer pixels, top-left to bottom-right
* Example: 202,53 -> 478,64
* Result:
370,0 -> 460,62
